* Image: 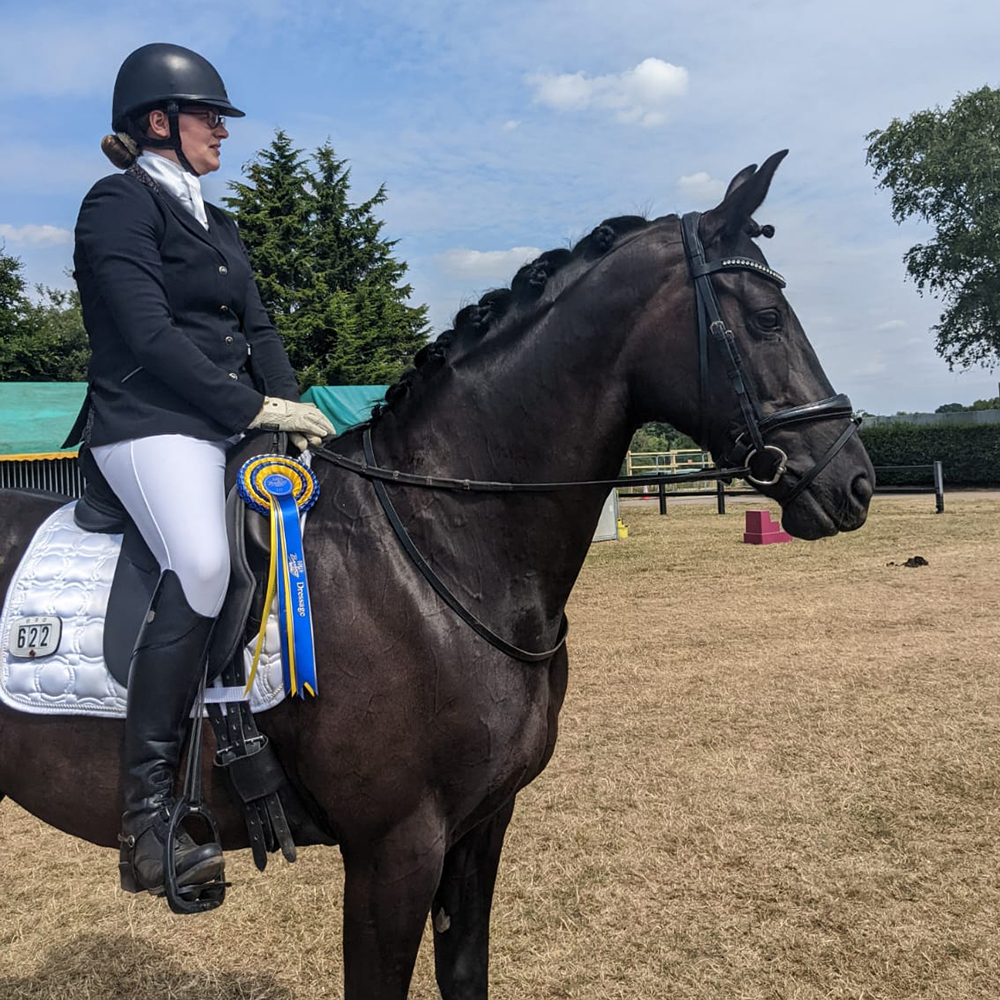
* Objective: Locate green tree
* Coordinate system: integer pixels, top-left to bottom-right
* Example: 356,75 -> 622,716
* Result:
629,421 -> 698,453
934,397 -> 1000,412
0,245 -> 29,343
971,396 -> 1000,410
866,86 -> 1000,370
0,283 -> 89,381
224,131 -> 429,386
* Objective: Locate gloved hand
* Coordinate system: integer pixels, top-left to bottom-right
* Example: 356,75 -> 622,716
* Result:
248,397 -> 336,450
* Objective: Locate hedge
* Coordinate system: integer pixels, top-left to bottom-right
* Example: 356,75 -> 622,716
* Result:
859,422 -> 1000,487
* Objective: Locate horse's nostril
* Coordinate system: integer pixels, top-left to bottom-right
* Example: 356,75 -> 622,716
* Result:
852,473 -> 874,505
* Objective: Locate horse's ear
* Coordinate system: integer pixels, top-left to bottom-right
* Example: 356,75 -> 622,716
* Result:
722,163 -> 758,200
701,150 -> 788,245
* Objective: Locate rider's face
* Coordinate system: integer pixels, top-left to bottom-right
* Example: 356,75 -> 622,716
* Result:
145,107 -> 230,176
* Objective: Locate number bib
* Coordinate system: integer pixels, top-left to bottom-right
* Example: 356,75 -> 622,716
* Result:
9,616 -> 62,659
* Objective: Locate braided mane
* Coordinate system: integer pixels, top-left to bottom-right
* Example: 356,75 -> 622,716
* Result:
370,215 -> 651,420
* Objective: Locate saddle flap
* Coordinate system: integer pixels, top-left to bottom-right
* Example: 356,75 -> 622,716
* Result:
206,488 -> 256,677
103,521 -> 159,688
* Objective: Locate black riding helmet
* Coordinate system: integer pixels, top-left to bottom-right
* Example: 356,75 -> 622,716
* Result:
112,43 -> 245,175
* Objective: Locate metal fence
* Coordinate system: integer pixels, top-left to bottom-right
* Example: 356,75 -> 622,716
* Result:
0,454 -> 83,497
621,449 -> 714,493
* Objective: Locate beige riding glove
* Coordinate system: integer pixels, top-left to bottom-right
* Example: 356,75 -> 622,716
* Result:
248,397 -> 337,451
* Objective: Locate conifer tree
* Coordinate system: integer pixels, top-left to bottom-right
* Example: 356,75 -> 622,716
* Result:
224,132 -> 429,386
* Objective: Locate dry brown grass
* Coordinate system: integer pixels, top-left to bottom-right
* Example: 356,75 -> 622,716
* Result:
2,495 -> 999,999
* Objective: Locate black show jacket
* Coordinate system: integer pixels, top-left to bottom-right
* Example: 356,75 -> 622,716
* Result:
66,170 -> 300,448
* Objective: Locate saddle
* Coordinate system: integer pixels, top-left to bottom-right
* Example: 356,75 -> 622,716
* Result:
76,435 -> 272,689
74,431 -> 303,872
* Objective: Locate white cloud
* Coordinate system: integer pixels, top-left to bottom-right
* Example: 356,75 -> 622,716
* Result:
677,171 -> 726,203
527,57 -> 688,127
875,319 -> 906,331
436,246 -> 544,280
503,120 -> 520,131
0,224 -> 73,247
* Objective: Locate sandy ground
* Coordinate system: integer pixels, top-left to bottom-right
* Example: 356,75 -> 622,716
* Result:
2,495 -> 999,998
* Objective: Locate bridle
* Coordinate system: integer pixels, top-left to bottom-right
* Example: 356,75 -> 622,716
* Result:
680,212 -> 860,505
311,213 -> 862,660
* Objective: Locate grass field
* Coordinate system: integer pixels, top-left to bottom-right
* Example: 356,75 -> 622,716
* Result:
2,495 -> 999,998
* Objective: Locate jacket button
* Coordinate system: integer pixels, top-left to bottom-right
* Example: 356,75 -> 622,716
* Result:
225,336 -> 234,344
219,265 -> 228,275
220,304 -> 229,312
228,372 -> 238,380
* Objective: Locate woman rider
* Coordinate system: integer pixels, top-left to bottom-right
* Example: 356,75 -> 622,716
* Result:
65,42 -> 335,900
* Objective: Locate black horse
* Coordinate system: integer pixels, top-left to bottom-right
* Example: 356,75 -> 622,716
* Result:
0,152 -> 872,999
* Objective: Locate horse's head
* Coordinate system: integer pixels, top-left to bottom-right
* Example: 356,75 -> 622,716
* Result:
625,151 -> 873,539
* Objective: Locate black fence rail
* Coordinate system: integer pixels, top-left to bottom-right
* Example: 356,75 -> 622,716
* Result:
625,461 -> 946,516
872,461 -> 945,513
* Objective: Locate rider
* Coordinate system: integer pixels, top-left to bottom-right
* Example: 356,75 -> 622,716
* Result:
64,42 -> 336,900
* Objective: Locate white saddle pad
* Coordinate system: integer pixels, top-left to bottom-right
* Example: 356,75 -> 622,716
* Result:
0,502 -> 287,718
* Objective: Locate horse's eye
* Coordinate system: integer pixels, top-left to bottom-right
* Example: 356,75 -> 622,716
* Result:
753,308 -> 782,334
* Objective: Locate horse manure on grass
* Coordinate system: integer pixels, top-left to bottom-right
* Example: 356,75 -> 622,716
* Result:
886,555 -> 929,568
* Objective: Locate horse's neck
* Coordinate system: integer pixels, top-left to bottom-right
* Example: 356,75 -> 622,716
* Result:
369,321 -> 639,631
382,320 -> 636,491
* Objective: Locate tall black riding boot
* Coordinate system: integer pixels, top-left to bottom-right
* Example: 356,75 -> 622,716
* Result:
119,570 -> 224,894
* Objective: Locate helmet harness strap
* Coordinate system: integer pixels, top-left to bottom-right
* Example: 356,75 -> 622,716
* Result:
137,100 -> 199,176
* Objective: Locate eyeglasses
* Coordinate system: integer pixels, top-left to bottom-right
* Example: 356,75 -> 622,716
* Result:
181,108 -> 227,129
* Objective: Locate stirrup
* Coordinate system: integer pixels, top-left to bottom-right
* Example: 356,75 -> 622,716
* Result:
163,796 -> 228,914
162,667 -> 227,914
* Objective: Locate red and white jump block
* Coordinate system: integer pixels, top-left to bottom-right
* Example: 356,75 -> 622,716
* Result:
743,509 -> 792,545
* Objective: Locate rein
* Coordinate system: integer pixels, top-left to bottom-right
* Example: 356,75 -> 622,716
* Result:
312,214 -> 862,663
313,434 -> 750,494
313,429 -> 748,665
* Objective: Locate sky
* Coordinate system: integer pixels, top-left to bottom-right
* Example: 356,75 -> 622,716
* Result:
1,0 -> 998,414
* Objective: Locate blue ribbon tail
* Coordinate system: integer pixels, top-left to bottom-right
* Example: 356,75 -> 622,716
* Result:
274,489 -> 318,698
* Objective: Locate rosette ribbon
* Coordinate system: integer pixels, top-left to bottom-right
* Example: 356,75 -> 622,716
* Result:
237,455 -> 320,699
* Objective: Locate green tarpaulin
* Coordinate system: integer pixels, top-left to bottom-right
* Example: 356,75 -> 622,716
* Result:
0,383 -> 87,456
301,385 -> 387,434
0,383 -> 388,456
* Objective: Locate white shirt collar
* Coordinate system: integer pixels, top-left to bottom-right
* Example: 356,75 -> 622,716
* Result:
137,151 -> 209,230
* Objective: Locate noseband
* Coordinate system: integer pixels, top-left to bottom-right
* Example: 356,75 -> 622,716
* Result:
681,212 -> 860,504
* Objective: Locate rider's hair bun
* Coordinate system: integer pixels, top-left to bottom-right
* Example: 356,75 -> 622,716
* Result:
101,131 -> 140,169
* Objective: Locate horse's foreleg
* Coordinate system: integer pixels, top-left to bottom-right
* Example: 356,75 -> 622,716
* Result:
432,798 -> 515,1000
341,802 -> 447,1000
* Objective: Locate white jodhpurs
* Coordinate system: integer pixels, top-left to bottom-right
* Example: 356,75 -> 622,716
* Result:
90,435 -> 230,617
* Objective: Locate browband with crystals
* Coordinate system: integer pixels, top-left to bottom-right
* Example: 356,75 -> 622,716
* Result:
692,256 -> 787,287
